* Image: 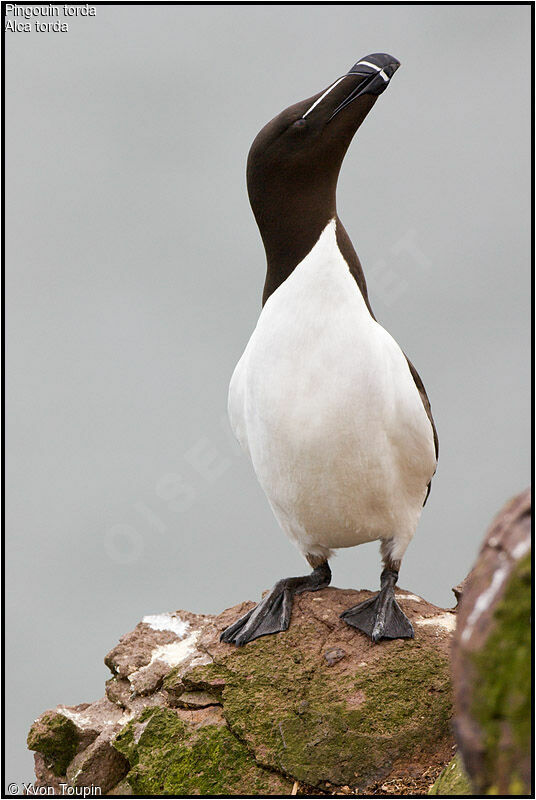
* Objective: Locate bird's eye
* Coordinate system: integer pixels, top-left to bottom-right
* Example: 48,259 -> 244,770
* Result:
293,118 -> 307,130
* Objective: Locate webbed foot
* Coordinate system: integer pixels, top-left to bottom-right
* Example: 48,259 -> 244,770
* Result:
341,568 -> 414,642
220,562 -> 331,647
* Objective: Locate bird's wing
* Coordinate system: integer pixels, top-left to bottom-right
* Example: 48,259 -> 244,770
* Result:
336,217 -> 439,505
404,355 -> 439,505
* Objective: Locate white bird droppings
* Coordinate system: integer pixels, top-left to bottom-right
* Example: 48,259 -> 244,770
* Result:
415,613 -> 457,633
142,613 -> 190,638
148,630 -> 201,669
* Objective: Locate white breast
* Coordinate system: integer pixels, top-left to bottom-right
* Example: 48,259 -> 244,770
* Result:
229,219 -> 436,562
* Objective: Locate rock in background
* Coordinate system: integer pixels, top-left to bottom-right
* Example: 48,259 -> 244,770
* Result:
428,754 -> 472,796
28,588 -> 456,795
450,488 -> 531,795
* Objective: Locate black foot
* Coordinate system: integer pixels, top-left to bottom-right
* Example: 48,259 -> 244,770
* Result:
340,569 -> 414,642
220,562 -> 331,647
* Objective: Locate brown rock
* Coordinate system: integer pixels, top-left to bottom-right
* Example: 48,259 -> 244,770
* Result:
107,778 -> 133,795
323,646 -> 347,666
30,588 -> 456,794
57,697 -> 127,740
104,610 -> 209,679
452,572 -> 473,606
175,689 -> 221,708
33,753 -> 66,793
27,709 -> 93,777
66,731 -> 129,793
105,677 -> 132,708
452,488 -> 531,795
29,694 -> 161,789
126,690 -> 171,719
207,586 -> 455,790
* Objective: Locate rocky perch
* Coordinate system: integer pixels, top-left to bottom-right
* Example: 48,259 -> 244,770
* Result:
28,589 -> 456,795
28,491 -> 531,796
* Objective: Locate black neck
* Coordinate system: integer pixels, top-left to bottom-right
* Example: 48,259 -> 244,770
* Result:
256,187 -> 375,320
250,174 -> 337,306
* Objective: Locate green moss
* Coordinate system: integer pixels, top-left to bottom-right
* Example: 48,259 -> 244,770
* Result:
429,755 -> 473,795
113,707 -> 165,766
161,665 -> 183,693
181,662 -> 228,697
113,706 -> 292,795
27,711 -> 80,776
214,624 -> 452,788
471,553 -> 531,793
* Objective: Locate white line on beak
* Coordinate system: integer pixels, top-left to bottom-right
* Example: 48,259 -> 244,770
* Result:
302,76 -> 349,118
353,60 -> 389,82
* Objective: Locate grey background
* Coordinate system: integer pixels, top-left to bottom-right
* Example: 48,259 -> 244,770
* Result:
6,4 -> 530,787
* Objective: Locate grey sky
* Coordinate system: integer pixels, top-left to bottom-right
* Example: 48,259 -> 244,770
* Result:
6,4 -> 531,786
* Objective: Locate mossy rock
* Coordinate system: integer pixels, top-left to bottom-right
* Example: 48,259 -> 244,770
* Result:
27,711 -> 79,776
112,706 -> 293,795
429,755 -> 473,795
189,605 -> 453,790
28,587 -> 456,794
471,553 -> 531,794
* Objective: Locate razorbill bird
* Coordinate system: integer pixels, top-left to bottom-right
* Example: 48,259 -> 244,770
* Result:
221,53 -> 438,646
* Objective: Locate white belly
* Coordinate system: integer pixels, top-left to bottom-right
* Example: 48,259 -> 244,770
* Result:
229,220 -> 436,561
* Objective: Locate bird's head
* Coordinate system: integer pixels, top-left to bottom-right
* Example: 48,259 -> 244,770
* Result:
247,53 -> 400,235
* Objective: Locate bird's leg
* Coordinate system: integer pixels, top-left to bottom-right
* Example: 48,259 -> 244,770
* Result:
340,549 -> 414,643
220,554 -> 331,647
